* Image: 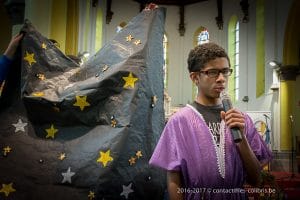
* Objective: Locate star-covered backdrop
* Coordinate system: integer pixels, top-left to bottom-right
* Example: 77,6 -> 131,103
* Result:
0,6 -> 166,200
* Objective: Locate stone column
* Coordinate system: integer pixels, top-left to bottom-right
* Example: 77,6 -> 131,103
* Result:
279,65 -> 300,150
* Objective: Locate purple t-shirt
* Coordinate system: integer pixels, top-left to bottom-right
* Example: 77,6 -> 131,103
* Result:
149,105 -> 272,199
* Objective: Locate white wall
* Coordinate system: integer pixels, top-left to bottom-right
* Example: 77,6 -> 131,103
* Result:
101,0 -> 139,43
24,0 -> 52,37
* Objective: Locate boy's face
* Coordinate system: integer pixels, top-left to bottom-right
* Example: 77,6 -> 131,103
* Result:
190,57 -> 230,105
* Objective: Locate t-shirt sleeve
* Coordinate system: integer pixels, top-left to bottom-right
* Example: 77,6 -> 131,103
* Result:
244,114 -> 273,165
149,117 -> 181,171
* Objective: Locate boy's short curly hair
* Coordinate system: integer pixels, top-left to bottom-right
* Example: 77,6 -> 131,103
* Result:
187,42 -> 230,72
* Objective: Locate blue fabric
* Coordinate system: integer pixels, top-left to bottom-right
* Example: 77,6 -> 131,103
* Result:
0,55 -> 12,82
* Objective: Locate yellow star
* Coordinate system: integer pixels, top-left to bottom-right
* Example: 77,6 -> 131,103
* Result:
73,96 -> 90,111
41,43 -> 47,49
111,119 -> 117,127
36,73 -> 46,80
45,124 -> 58,139
58,153 -> 66,160
126,34 -> 134,41
3,146 -> 12,156
24,51 -> 36,66
0,183 -> 16,197
88,191 -> 95,200
31,91 -> 44,97
97,150 -> 113,167
134,39 -> 141,45
136,150 -> 143,159
128,157 -> 136,166
3,146 -> 12,153
122,72 -> 138,88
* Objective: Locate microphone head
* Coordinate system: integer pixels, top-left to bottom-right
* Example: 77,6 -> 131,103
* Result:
220,90 -> 232,112
220,90 -> 230,101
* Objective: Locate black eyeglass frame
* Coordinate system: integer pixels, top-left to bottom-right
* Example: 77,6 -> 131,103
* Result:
198,68 -> 233,78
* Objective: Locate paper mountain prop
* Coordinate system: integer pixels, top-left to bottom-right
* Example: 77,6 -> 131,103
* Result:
0,7 -> 166,200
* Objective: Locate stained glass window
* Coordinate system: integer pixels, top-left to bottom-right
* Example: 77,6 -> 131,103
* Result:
197,28 -> 209,45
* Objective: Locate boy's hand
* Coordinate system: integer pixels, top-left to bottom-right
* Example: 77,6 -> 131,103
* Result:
4,33 -> 24,59
221,108 -> 245,133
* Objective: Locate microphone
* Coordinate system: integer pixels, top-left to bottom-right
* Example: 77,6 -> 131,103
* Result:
220,91 -> 242,143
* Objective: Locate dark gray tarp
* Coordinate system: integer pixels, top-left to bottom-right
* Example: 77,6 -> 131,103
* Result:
0,7 -> 166,200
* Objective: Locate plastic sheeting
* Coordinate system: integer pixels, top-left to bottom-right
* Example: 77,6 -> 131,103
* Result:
0,7 -> 166,200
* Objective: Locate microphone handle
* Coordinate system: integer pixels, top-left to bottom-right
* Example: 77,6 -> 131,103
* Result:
231,127 -> 243,143
222,99 -> 242,143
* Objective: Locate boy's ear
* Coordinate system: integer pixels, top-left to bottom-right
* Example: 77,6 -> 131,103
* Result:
189,72 -> 199,84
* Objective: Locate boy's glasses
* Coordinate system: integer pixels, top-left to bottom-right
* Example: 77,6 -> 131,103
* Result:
199,68 -> 233,78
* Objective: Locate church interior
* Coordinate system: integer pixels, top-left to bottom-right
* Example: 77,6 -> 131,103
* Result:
1,0 -> 300,199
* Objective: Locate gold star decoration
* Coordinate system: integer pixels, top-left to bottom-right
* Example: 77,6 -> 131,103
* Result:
73,96 -> 90,111
31,91 -> 44,97
122,72 -> 138,89
0,183 -> 16,197
88,191 -> 95,200
96,150 -> 113,167
136,150 -> 143,159
3,146 -> 12,156
134,39 -> 141,45
128,150 -> 143,166
102,65 -> 109,72
111,119 -> 117,127
58,153 -> 66,161
23,51 -> 36,66
45,124 -> 58,139
126,34 -> 134,41
128,157 -> 136,166
41,43 -> 47,49
36,73 -> 46,80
